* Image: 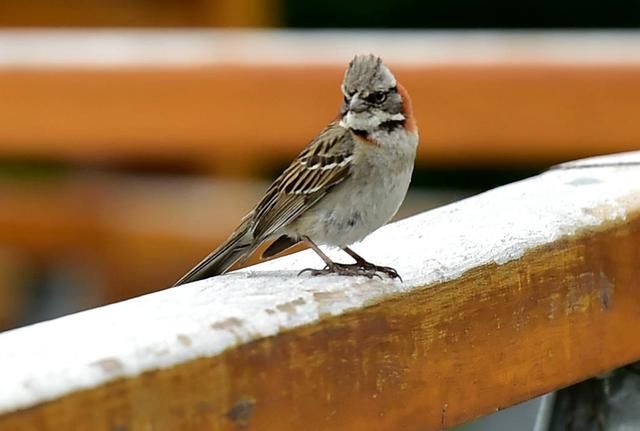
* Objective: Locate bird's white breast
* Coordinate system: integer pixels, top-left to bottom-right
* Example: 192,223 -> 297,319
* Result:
291,128 -> 418,248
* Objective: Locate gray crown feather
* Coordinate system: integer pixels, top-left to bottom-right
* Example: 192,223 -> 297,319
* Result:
342,54 -> 397,94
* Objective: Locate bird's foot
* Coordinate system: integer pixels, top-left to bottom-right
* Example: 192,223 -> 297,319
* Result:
299,262 -> 382,279
353,261 -> 402,281
299,262 -> 400,280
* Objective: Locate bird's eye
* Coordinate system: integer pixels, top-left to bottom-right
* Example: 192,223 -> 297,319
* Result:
366,91 -> 387,104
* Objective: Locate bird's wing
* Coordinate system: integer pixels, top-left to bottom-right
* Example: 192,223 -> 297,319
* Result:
251,122 -> 355,240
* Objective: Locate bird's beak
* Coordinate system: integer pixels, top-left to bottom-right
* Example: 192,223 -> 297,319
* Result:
349,94 -> 368,113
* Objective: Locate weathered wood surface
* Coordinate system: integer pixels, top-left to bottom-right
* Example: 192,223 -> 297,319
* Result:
2,31 -> 640,168
0,151 -> 639,430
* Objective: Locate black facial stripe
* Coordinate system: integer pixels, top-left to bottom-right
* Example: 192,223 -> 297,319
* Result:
351,128 -> 369,138
339,102 -> 348,117
379,119 -> 405,132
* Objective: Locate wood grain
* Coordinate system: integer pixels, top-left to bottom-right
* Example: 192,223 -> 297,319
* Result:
1,214 -> 639,430
2,64 -> 640,169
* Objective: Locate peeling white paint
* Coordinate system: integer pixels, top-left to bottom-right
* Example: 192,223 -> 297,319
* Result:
1,151 -> 639,415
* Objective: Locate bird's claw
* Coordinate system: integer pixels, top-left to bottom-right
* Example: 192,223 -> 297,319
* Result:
298,267 -> 327,277
298,262 -> 400,281
356,262 -> 402,281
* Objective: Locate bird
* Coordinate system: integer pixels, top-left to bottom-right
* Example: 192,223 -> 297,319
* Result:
174,54 -> 419,286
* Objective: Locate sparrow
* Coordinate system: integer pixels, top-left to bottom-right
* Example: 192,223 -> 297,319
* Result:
174,54 -> 418,286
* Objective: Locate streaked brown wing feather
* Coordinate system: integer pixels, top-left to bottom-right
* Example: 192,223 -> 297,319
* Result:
251,122 -> 354,240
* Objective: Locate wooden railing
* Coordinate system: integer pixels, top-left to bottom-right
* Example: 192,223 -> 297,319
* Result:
1,151 -> 639,430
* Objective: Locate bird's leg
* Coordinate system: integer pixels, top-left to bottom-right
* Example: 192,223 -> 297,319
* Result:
342,247 -> 402,280
298,236 -> 335,274
298,237 -> 381,279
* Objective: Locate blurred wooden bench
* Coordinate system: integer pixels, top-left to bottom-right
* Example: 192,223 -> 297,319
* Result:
0,176 -> 264,302
2,31 -> 640,326
1,31 -> 640,170
0,151 -> 639,430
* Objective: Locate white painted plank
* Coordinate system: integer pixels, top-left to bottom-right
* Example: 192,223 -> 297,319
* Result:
1,30 -> 640,67
0,151 -> 639,415
552,150 -> 640,169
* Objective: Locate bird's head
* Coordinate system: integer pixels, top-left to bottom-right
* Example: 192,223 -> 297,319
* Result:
339,54 -> 409,134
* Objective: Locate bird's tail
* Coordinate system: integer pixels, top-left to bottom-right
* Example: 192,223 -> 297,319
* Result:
173,218 -> 256,286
